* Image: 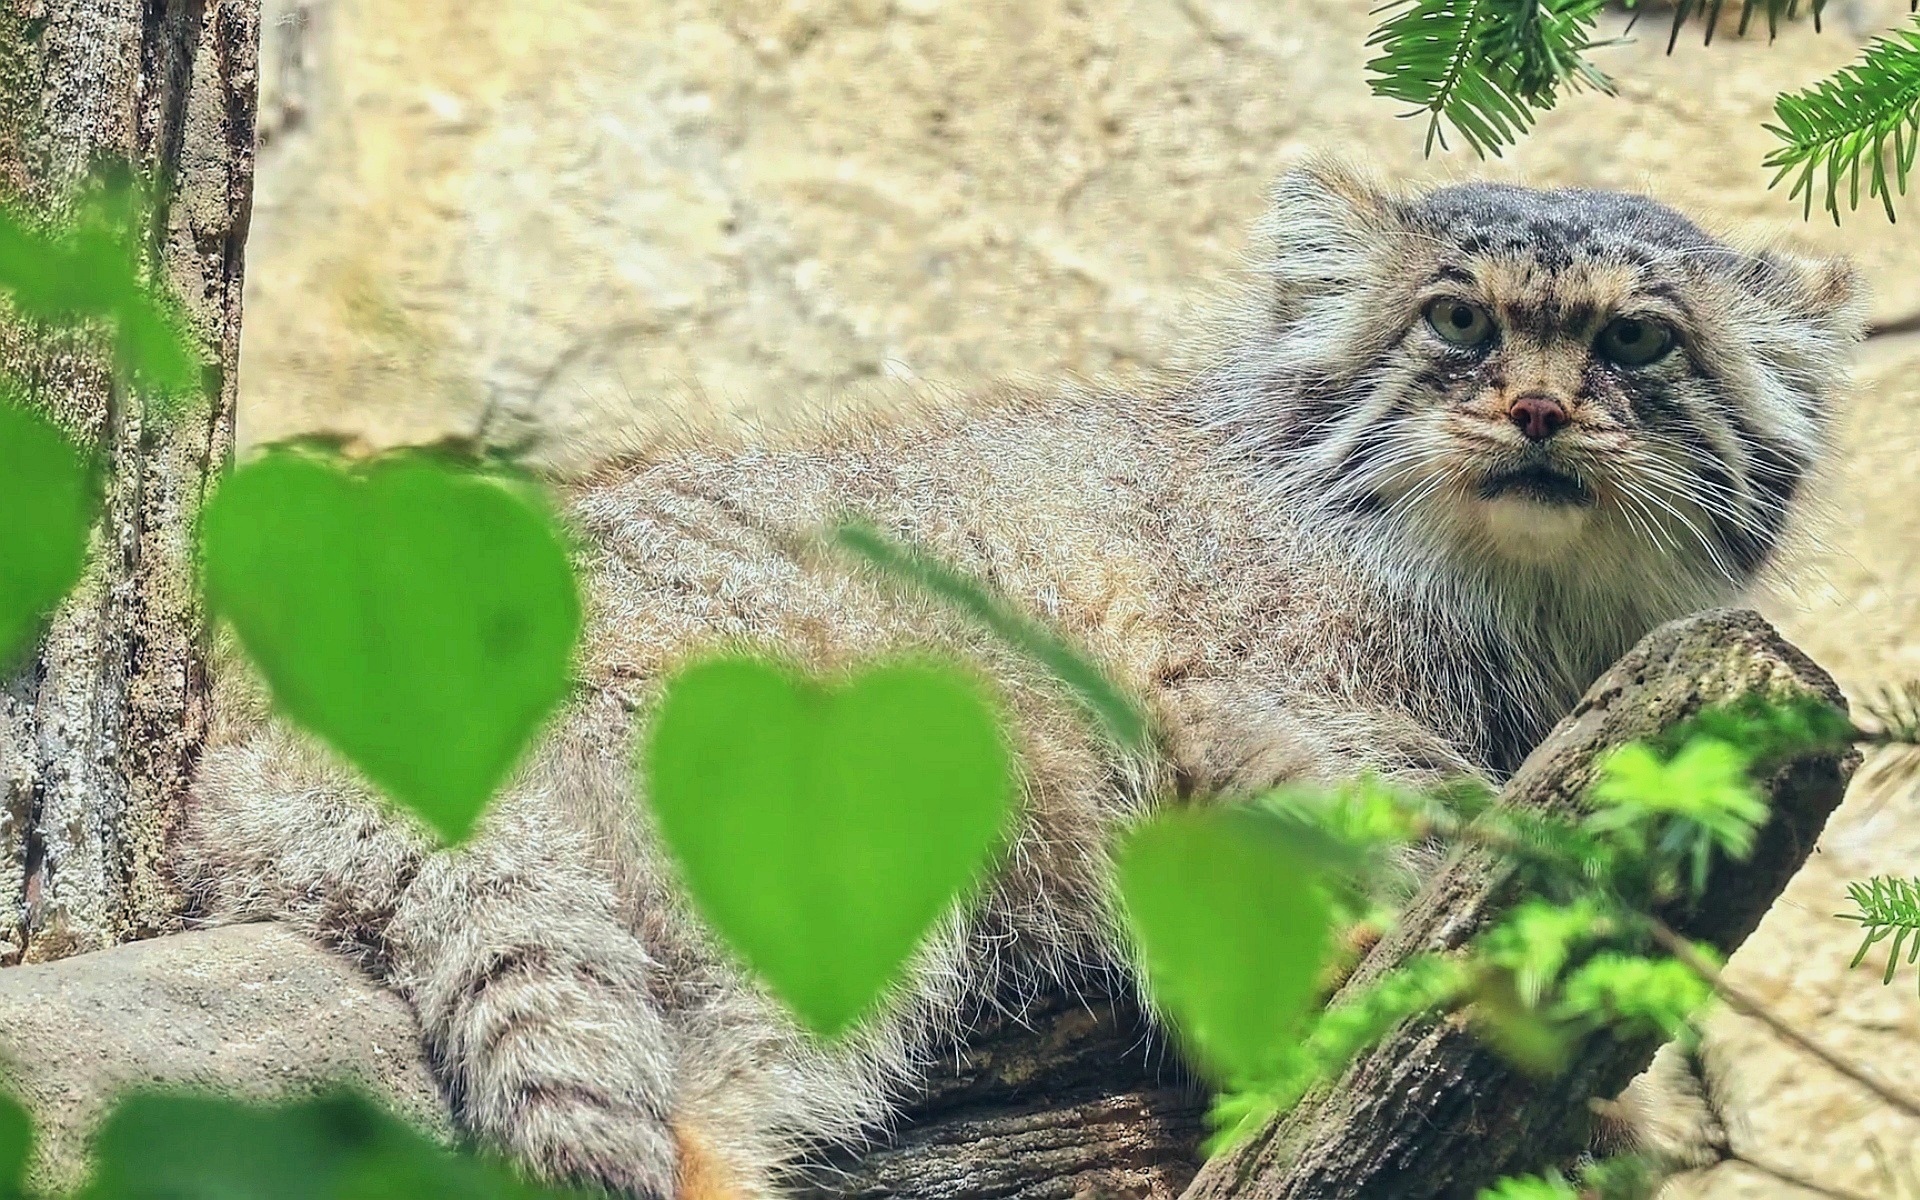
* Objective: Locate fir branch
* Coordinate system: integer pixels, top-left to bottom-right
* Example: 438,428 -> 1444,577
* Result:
1203,953 -> 1471,1154
1765,14 -> 1920,222
1477,897 -> 1614,1006
1861,679 -> 1920,746
1588,736 -> 1768,898
1477,1172 -> 1581,1199
1686,1044 -> 1882,1200
1555,951 -> 1716,1042
1840,875 -> 1920,989
1715,1156 -> 1881,1200
1853,681 -> 1920,808
1479,1155 -> 1665,1200
1366,0 -> 1616,157
1657,0 -> 1829,52
1651,692 -> 1853,767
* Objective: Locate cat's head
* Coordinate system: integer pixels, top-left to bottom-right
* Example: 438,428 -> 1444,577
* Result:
1208,156 -> 1865,611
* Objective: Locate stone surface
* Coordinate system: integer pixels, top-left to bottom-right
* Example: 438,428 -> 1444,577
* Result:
0,924 -> 448,1191
235,0 -> 1920,468
106,0 -> 1920,1193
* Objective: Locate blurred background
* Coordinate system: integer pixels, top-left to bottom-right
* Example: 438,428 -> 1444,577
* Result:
236,1 -> 1920,1193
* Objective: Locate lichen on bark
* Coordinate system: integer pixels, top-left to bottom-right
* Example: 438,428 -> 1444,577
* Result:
0,0 -> 261,964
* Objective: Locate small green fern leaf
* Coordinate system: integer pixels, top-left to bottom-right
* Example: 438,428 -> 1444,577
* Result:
1765,14 -> 1920,222
1862,679 -> 1920,747
1840,876 -> 1920,991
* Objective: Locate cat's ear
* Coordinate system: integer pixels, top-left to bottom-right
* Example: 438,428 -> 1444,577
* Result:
1726,241 -> 1867,345
1717,246 -> 1868,443
1259,155 -> 1405,323
1764,250 -> 1868,345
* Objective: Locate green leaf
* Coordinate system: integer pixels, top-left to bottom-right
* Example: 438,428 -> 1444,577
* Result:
76,1089 -> 568,1199
644,656 -> 1015,1037
200,449 -> 582,843
0,393 -> 96,669
0,171 -> 201,400
1254,778 -> 1431,928
0,1090 -> 30,1200
829,520 -> 1150,753
1117,806 -> 1332,1085
111,296 -> 199,396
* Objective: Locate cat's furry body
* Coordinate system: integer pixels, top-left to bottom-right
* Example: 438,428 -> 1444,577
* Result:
180,161 -> 1864,1198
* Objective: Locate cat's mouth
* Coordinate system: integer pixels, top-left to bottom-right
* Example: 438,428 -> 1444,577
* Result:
1476,465 -> 1594,508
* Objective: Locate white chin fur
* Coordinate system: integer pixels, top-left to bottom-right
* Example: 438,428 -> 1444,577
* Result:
1475,495 -> 1591,562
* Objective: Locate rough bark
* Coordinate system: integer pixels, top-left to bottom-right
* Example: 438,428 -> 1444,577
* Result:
800,609 -> 1856,1200
0,0 -> 260,964
790,995 -> 1206,1200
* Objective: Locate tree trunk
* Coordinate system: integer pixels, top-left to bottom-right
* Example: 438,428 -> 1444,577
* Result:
0,0 -> 260,965
798,609 -> 1857,1200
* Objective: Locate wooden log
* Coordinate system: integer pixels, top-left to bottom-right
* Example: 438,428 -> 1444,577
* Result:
791,994 -> 1205,1200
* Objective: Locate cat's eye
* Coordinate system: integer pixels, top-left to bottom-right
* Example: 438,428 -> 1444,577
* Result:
1424,299 -> 1495,348
1595,316 -> 1674,367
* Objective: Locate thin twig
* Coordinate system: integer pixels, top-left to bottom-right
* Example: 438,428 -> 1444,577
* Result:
1683,1045 -> 1880,1200
1868,309 -> 1920,340
1720,1147 -> 1879,1200
1649,917 -> 1920,1123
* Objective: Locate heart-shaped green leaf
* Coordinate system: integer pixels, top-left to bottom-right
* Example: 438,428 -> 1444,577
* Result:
645,657 -> 1015,1037
0,172 -> 202,402
201,450 -> 582,843
1118,806 -> 1332,1085
78,1089 -> 572,1200
0,1089 -> 29,1200
0,396 -> 95,669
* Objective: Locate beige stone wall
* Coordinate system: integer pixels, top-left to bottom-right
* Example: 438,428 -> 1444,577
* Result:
237,1 -> 1920,1192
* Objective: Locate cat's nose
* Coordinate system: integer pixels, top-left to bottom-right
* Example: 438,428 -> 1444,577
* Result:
1508,395 -> 1568,442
